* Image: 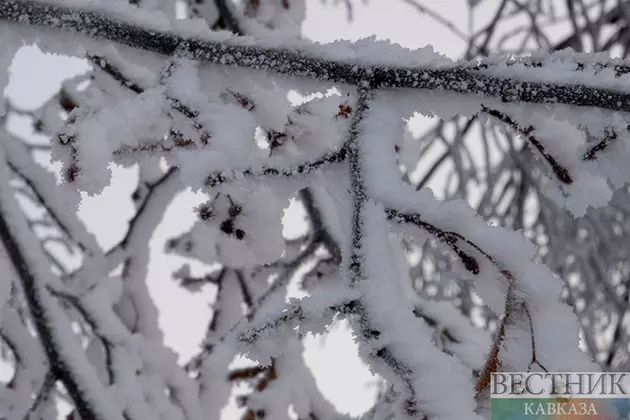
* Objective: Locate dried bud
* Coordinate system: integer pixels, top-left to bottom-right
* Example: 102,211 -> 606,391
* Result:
197,203 -> 215,220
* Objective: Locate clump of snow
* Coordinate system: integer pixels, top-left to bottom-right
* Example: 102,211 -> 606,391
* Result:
357,201 -> 484,420
483,105 -> 613,217
51,88 -> 169,194
194,185 -> 287,268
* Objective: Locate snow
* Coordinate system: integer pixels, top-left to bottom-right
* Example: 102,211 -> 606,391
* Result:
0,0 -> 453,83
0,24 -> 21,117
477,104 -> 614,217
357,93 -> 598,393
0,306 -> 51,420
308,185 -> 345,247
0,141 -> 126,420
0,243 -> 13,317
171,185 -> 287,269
412,297 -> 492,371
357,201 -> 483,420
52,87 -> 169,194
473,49 -> 630,96
2,2 -> 627,419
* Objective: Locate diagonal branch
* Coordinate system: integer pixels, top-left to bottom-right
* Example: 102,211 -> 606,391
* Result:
481,106 -> 573,185
4,0 -> 630,112
386,208 -> 521,281
0,173 -> 124,420
64,167 -> 180,288
582,126 -> 627,161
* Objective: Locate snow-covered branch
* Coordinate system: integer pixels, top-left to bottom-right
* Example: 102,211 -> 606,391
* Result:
0,150 -> 124,420
4,0 -> 630,113
2,1 -> 630,419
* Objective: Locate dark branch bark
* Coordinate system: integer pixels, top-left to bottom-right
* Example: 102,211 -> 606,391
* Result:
344,90 -> 420,418
3,0 -> 630,112
386,208 -> 481,275
481,106 -> 573,185
88,53 -> 211,145
0,203 -> 110,420
299,188 -> 341,264
212,0 -> 243,35
203,148 -> 347,186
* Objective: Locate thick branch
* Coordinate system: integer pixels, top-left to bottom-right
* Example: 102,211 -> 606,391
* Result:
299,188 -> 342,264
3,0 -> 630,112
346,89 -> 371,287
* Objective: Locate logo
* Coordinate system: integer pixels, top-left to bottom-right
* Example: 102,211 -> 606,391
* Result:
490,372 -> 630,419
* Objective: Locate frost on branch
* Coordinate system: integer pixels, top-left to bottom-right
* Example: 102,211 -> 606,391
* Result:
3,1 -> 630,419
53,87 -> 170,193
167,186 -> 286,268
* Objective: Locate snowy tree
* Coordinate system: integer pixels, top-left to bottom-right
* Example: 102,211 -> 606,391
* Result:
0,1 -> 629,419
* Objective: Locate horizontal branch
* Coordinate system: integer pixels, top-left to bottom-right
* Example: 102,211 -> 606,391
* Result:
203,148 -> 346,186
63,167 -> 180,285
111,138 -> 197,158
4,0 -> 630,112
